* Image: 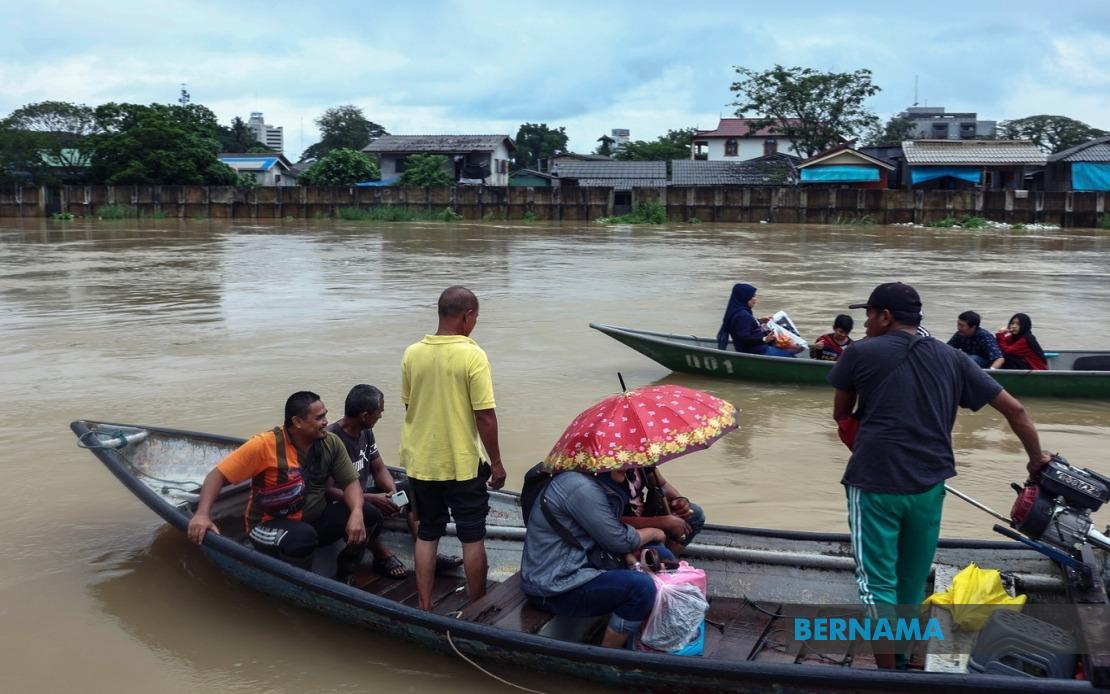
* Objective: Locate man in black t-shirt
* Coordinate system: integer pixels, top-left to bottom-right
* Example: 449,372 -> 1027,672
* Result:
828,282 -> 1051,669
327,384 -> 462,578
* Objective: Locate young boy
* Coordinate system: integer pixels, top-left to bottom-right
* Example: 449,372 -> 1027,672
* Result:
811,314 -> 854,361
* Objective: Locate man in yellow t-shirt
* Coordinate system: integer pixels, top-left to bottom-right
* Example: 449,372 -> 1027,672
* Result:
400,286 -> 506,611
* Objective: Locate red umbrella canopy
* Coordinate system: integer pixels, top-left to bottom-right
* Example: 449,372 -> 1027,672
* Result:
544,384 -> 739,473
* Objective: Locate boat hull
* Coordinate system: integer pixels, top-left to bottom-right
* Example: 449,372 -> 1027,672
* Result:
70,419 -> 1097,692
591,323 -> 1110,398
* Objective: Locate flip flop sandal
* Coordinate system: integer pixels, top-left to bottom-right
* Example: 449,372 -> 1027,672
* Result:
373,555 -> 409,579
435,554 -> 464,572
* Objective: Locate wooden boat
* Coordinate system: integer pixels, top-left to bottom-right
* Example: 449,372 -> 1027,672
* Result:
591,323 -> 1110,399
71,419 -> 1107,692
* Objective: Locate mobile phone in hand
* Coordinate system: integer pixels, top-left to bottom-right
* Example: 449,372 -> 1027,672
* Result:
389,490 -> 409,508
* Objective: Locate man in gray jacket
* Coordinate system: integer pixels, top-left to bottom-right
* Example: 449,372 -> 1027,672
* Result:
521,470 -> 666,648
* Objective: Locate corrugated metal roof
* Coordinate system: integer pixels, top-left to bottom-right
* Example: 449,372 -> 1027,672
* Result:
694,118 -> 802,139
363,135 -> 513,153
1049,136 -> 1110,162
552,161 -> 666,178
670,158 -> 797,185
571,178 -> 667,190
902,140 -> 1046,165
218,155 -> 280,172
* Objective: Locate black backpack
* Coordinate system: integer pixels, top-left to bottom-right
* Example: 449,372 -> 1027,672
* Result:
519,462 -> 553,526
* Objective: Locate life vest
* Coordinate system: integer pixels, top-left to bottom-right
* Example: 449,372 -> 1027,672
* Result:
245,427 -> 306,529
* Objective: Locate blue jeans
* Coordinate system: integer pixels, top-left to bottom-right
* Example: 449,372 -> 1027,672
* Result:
533,567 -> 659,634
968,354 -> 991,368
681,503 -> 707,545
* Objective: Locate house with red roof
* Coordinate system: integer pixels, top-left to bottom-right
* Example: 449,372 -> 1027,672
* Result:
690,118 -> 803,161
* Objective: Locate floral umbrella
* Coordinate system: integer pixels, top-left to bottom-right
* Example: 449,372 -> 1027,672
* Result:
544,384 -> 739,473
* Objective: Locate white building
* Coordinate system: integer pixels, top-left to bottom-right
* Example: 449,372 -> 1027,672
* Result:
247,112 -> 284,153
691,118 -> 802,161
218,153 -> 296,186
363,135 -> 516,186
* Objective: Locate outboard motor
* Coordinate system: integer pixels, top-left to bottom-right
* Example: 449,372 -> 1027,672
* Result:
1010,454 -> 1110,553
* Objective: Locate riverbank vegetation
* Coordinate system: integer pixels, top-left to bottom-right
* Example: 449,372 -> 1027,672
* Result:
597,200 -> 667,224
336,205 -> 462,222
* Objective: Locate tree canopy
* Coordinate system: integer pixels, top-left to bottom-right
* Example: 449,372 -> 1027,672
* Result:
612,128 -> 697,162
730,65 -> 881,157
594,135 -> 614,156
398,154 -> 453,187
301,105 -> 387,161
862,115 -> 916,147
0,101 -> 100,183
297,148 -> 380,186
218,116 -> 270,153
512,123 -> 568,170
998,115 -> 1107,154
89,102 -> 236,185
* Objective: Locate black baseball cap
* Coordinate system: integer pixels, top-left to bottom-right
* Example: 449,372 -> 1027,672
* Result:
849,282 -> 922,314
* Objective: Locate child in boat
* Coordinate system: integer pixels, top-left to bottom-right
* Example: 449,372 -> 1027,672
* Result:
810,314 -> 854,362
995,313 -> 1048,370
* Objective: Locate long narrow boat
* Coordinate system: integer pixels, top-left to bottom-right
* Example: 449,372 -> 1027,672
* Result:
71,420 -> 1107,692
591,323 -> 1110,399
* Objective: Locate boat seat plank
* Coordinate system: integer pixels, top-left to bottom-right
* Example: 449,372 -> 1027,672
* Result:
432,581 -> 491,616
925,563 -> 971,673
396,575 -> 466,608
488,599 -> 557,634
459,572 -> 528,624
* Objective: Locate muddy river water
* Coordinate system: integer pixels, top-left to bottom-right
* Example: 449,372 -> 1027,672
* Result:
2,219 -> 1109,692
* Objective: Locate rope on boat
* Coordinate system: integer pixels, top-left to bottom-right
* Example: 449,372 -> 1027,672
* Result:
445,630 -> 549,694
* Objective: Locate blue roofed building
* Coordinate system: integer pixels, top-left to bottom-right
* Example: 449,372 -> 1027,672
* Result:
218,153 -> 297,186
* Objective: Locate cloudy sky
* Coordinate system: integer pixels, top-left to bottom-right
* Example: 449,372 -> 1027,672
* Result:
4,0 -> 1109,159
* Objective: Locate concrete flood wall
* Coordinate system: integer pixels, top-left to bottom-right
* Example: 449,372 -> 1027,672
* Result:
1,185 -> 1107,227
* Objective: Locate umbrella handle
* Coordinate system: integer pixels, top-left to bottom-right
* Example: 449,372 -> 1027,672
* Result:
617,372 -> 627,392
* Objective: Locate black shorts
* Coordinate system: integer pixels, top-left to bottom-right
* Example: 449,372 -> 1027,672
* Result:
409,462 -> 491,543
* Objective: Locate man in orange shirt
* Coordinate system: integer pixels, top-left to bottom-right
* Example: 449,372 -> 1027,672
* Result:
187,391 -> 374,575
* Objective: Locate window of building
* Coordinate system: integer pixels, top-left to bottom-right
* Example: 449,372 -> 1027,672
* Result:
693,141 -> 709,160
725,139 -> 739,157
395,156 -> 407,173
763,138 -> 778,156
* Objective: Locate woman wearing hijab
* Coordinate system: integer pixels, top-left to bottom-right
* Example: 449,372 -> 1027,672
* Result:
715,283 -> 797,357
995,313 -> 1048,370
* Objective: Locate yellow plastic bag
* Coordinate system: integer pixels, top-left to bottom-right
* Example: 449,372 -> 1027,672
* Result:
923,562 -> 1026,631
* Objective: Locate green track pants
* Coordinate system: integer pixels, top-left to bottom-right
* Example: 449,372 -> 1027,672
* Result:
845,483 -> 945,615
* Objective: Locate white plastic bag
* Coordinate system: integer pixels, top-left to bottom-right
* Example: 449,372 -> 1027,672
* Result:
640,577 -> 709,652
767,310 -> 808,351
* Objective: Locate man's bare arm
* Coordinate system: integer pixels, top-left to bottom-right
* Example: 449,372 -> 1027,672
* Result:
989,389 -> 1052,476
474,408 -> 506,490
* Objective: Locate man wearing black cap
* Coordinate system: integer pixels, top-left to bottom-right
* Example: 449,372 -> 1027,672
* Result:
828,282 -> 1050,669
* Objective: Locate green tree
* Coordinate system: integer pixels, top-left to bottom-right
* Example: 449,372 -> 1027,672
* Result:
298,147 -> 380,185
0,101 -> 99,183
730,65 -> 881,157
512,122 -> 568,170
594,134 -> 614,156
301,105 -> 387,161
89,102 -> 236,185
613,128 -> 697,162
998,115 -> 1107,154
218,116 -> 269,152
863,115 -> 916,147
398,154 -> 453,187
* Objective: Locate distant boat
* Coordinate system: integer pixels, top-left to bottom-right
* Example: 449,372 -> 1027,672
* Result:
72,419 -> 1104,691
590,323 -> 1110,399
